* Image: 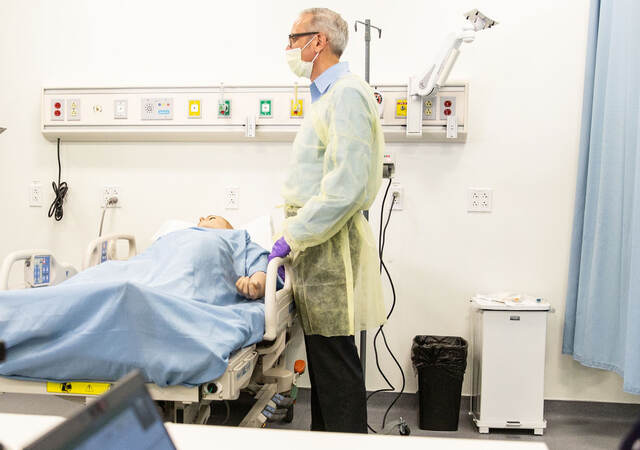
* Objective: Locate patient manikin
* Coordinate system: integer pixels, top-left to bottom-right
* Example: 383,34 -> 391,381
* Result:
198,214 -> 266,300
0,215 -> 270,386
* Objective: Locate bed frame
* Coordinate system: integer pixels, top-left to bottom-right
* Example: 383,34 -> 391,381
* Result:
0,233 -> 296,426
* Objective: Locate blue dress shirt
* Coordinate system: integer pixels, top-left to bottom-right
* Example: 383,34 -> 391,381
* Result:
310,61 -> 350,103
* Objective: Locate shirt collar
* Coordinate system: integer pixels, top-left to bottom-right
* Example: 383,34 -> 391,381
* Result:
310,61 -> 350,102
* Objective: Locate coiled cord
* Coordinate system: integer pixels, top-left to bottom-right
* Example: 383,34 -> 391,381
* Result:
48,138 -> 68,221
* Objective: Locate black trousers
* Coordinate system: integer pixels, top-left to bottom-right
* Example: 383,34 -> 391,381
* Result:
303,334 -> 367,433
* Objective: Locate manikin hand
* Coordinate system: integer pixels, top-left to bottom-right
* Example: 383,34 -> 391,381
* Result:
236,271 -> 266,300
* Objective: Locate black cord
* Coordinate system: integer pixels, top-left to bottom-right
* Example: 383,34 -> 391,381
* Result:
48,138 -> 68,221
366,178 -> 406,434
220,400 -> 231,425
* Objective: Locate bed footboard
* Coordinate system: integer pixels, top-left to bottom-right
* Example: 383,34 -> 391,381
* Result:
0,250 -> 77,290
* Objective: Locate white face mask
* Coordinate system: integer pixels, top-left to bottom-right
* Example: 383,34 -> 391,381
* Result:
286,35 -> 320,79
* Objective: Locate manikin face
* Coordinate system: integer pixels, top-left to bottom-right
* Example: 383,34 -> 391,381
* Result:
198,215 -> 233,230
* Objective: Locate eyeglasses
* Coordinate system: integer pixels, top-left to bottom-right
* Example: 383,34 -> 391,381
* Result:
288,31 -> 318,47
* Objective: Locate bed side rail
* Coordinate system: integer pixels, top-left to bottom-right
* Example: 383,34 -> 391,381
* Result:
0,249 -> 78,291
264,257 -> 294,341
83,233 -> 137,270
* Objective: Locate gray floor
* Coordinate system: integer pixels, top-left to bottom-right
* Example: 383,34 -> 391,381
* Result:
267,389 -> 640,450
1,389 -> 638,449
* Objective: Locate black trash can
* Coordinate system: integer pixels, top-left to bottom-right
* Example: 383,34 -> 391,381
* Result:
411,335 -> 468,431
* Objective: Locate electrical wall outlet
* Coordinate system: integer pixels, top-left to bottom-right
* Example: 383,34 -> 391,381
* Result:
29,181 -> 43,207
391,182 -> 403,210
225,187 -> 239,209
102,185 -> 120,208
467,188 -> 493,212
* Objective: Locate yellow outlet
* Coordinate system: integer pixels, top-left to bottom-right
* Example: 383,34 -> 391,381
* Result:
290,99 -> 304,118
188,100 -> 201,118
425,100 -> 433,108
395,99 -> 407,118
425,108 -> 433,116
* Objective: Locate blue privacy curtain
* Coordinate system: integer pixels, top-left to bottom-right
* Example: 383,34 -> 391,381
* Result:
562,0 -> 640,394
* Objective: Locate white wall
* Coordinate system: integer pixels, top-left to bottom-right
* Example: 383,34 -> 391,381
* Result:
1,0 -> 638,404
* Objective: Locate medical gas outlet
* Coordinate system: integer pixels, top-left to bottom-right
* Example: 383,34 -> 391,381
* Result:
395,98 -> 407,118
260,99 -> 273,118
218,100 -> 231,118
290,99 -> 304,118
188,100 -> 202,119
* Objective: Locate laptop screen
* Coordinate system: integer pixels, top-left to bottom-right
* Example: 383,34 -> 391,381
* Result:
24,371 -> 176,450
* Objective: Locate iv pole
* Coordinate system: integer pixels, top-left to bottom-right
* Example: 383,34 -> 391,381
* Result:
354,19 -> 382,381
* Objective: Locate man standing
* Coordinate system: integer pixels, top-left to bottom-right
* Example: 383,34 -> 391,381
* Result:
269,8 -> 385,433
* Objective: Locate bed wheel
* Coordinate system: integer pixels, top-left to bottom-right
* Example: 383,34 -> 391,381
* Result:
283,404 -> 294,423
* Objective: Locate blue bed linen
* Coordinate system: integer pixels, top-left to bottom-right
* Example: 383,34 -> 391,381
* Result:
0,228 -> 268,387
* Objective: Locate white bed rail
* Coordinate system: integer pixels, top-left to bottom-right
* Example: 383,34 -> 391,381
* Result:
83,233 -> 137,270
264,257 -> 294,341
0,250 -> 77,291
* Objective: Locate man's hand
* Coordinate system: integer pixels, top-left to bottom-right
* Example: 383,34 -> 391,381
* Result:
268,237 -> 291,261
236,271 -> 266,300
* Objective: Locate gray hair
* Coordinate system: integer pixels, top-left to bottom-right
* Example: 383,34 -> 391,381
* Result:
300,8 -> 349,57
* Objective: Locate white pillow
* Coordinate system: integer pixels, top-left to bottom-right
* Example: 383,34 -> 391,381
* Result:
151,220 -> 194,242
150,216 -> 273,251
238,215 -> 273,251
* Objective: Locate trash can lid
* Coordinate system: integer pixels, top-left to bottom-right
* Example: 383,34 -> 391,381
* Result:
471,295 -> 550,311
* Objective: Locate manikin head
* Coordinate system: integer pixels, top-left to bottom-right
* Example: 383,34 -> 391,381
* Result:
198,215 -> 233,230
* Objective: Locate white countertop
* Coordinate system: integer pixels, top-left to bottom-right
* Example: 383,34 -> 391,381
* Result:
0,413 -> 549,450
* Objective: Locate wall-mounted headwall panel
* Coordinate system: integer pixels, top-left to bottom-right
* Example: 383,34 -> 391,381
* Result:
42,84 -> 468,143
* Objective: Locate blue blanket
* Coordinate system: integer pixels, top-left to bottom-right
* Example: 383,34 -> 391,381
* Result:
0,228 -> 268,387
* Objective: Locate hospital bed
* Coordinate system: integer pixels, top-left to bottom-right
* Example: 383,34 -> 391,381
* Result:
0,232 -> 298,426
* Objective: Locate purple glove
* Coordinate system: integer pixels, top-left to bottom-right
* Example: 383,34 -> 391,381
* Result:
269,237 -> 291,261
269,237 -> 291,282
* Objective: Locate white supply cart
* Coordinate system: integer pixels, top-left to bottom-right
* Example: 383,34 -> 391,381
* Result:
469,296 -> 550,435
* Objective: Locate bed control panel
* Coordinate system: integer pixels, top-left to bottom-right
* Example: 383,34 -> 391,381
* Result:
29,255 -> 51,287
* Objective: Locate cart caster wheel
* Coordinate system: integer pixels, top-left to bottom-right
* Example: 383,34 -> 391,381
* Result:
283,404 -> 294,423
399,423 -> 411,436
